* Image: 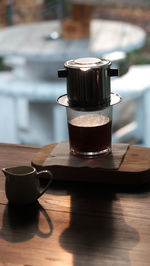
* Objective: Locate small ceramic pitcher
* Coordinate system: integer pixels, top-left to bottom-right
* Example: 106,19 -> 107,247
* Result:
2,166 -> 53,205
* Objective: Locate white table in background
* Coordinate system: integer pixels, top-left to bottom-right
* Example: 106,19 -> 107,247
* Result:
0,19 -> 146,80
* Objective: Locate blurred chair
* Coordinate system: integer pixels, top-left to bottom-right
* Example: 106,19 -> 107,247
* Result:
111,64 -> 150,147
2,55 -> 68,145
0,68 -> 68,145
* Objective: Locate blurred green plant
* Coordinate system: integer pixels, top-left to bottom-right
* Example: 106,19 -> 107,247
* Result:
0,57 -> 11,71
119,37 -> 150,75
127,37 -> 150,65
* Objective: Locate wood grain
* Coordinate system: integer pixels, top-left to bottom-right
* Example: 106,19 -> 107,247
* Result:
1,143 -> 150,265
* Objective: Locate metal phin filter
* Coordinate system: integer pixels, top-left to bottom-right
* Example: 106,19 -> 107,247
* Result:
57,57 -> 121,110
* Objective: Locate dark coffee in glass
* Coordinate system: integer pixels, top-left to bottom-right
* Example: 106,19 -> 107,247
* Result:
66,109 -> 112,158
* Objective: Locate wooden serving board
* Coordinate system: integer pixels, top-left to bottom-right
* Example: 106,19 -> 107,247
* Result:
31,142 -> 150,185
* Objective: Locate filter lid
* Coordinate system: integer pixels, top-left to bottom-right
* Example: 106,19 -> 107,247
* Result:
64,57 -> 110,69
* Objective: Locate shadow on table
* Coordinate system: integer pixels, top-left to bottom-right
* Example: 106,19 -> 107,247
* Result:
57,183 -> 139,266
0,201 -> 53,242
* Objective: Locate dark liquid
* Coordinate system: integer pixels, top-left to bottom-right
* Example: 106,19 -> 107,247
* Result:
68,114 -> 112,156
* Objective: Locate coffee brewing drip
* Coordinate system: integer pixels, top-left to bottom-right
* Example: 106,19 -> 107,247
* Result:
57,57 -> 121,111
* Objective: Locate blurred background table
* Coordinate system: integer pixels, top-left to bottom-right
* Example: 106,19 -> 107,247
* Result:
0,19 -> 146,77
0,19 -> 146,145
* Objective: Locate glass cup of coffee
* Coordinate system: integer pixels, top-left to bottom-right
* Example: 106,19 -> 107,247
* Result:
66,106 -> 112,157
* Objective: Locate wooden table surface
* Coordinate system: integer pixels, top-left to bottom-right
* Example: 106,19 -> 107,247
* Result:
0,143 -> 150,266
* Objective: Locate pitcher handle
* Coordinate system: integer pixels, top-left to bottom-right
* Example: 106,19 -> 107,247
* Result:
36,170 -> 53,199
